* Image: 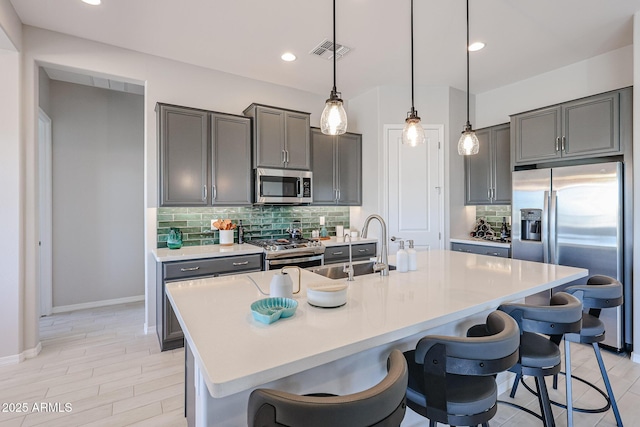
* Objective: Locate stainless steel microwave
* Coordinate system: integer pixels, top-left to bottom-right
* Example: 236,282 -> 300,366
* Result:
255,168 -> 312,204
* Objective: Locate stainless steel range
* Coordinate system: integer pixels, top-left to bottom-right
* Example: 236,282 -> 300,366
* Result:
247,238 -> 325,270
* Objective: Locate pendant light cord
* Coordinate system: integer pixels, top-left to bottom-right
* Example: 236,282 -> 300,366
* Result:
410,0 -> 415,113
332,0 -> 337,94
465,0 -> 470,127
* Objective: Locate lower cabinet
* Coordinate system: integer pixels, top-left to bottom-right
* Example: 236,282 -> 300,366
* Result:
324,243 -> 377,265
451,242 -> 511,258
156,253 -> 262,351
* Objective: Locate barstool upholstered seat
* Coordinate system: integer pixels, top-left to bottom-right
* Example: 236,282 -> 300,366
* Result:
404,310 -> 520,427
247,349 -> 408,427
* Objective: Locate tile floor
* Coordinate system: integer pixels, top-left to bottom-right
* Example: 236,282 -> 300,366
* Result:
0,302 -> 638,426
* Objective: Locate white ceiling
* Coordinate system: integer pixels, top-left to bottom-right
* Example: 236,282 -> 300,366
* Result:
11,0 -> 640,99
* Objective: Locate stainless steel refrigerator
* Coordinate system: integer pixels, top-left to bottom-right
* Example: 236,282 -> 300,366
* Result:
511,161 -> 630,351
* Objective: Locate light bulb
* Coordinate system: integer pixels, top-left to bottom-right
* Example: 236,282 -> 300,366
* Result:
457,129 -> 479,155
402,116 -> 426,147
321,98 -> 347,135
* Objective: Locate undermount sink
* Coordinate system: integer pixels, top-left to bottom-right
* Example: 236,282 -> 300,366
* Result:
308,262 -> 396,280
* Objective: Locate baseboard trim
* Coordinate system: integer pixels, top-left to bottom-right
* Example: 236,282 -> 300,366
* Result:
52,295 -> 145,314
0,342 -> 43,367
144,323 -> 157,335
631,351 -> 640,364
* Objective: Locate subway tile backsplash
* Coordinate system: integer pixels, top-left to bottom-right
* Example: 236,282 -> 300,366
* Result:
475,205 -> 512,235
157,206 -> 350,248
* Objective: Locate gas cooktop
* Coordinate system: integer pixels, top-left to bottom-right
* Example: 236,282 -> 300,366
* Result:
247,238 -> 325,257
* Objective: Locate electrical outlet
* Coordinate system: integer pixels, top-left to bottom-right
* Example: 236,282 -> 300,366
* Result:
211,219 -> 216,230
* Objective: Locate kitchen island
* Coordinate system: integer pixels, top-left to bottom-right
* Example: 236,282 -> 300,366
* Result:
167,249 -> 587,426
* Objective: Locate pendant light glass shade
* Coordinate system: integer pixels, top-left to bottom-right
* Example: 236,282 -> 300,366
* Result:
401,0 -> 425,147
458,125 -> 480,155
321,91 -> 348,135
402,110 -> 426,147
458,0 -> 479,156
321,0 -> 347,136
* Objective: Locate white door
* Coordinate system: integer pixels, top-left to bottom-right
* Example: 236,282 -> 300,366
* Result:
385,124 -> 444,252
38,108 -> 53,316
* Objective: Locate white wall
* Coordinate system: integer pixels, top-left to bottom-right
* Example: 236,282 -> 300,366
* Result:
16,25 -> 328,358
0,0 -> 20,50
49,80 -> 144,308
475,45 -> 633,128
632,12 -> 640,364
0,48 -> 22,362
38,68 -> 50,115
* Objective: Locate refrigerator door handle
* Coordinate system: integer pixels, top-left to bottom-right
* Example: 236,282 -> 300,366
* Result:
549,190 -> 558,264
543,190 -> 550,263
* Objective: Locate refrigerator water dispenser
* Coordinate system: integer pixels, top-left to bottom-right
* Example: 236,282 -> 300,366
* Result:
521,209 -> 542,241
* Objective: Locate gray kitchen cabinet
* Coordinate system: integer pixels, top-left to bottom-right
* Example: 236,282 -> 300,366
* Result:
451,242 -> 511,258
211,113 -> 252,205
156,253 -> 262,351
324,243 -> 377,265
465,123 -> 511,205
158,104 -> 209,206
243,104 -> 311,170
513,89 -> 622,165
157,103 -> 252,207
311,128 -> 362,206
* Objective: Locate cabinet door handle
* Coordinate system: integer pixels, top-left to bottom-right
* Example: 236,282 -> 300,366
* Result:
332,251 -> 344,255
285,150 -> 290,164
561,136 -> 566,153
212,185 -> 217,201
203,185 -> 207,202
232,261 -> 249,266
487,189 -> 491,200
282,149 -> 286,164
180,266 -> 200,272
337,189 -> 341,201
555,137 -> 560,152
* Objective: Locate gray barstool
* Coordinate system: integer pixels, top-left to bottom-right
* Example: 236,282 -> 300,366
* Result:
403,310 -> 520,427
247,349 -> 408,427
554,275 -> 624,426
498,292 -> 582,427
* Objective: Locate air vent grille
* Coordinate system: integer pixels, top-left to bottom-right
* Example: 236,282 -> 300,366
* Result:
310,38 -> 351,60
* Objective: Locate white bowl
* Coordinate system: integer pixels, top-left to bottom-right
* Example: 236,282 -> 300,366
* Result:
306,283 -> 348,308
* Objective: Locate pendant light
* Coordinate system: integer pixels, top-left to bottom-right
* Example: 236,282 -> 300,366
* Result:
320,0 -> 348,135
457,0 -> 479,155
402,0 -> 426,147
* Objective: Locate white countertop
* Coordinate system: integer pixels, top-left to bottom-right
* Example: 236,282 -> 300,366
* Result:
152,237 -> 379,262
166,249 -> 587,399
450,237 -> 512,248
152,243 -> 264,262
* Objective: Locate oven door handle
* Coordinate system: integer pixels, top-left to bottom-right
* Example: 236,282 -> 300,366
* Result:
267,254 -> 324,266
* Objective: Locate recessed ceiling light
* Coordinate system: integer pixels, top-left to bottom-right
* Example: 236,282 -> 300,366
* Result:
82,0 -> 101,4
468,42 -> 485,52
281,52 -> 296,62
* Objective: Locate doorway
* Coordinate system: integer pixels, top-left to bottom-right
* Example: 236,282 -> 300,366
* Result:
384,124 -> 444,251
38,108 -> 52,317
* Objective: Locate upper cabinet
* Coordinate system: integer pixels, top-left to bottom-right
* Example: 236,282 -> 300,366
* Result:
513,89 -> 625,166
244,104 -> 311,170
158,103 -> 252,207
465,123 -> 511,205
311,128 -> 362,206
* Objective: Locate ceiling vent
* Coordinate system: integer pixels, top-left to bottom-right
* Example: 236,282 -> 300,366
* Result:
310,38 -> 351,60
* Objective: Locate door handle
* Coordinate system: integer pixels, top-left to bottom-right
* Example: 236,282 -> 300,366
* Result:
285,150 -> 290,164
203,185 -> 207,202
282,149 -> 286,164
212,185 -> 217,201
555,137 -> 560,153
561,136 -> 566,153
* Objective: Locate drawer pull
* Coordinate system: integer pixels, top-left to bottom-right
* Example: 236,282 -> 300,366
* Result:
180,267 -> 200,272
486,252 -> 500,256
358,249 -> 367,252
233,261 -> 250,266
332,251 -> 344,255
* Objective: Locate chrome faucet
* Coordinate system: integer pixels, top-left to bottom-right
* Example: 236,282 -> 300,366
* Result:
361,214 -> 389,276
343,234 -> 355,281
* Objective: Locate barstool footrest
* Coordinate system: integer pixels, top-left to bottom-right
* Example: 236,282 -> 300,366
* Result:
497,399 -> 543,421
521,372 -> 611,414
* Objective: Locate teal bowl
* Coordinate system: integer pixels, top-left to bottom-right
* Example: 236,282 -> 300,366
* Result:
251,297 -> 298,324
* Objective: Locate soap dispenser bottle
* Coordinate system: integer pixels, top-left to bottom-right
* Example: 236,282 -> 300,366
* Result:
319,216 -> 328,238
407,239 -> 417,271
396,240 -> 408,273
